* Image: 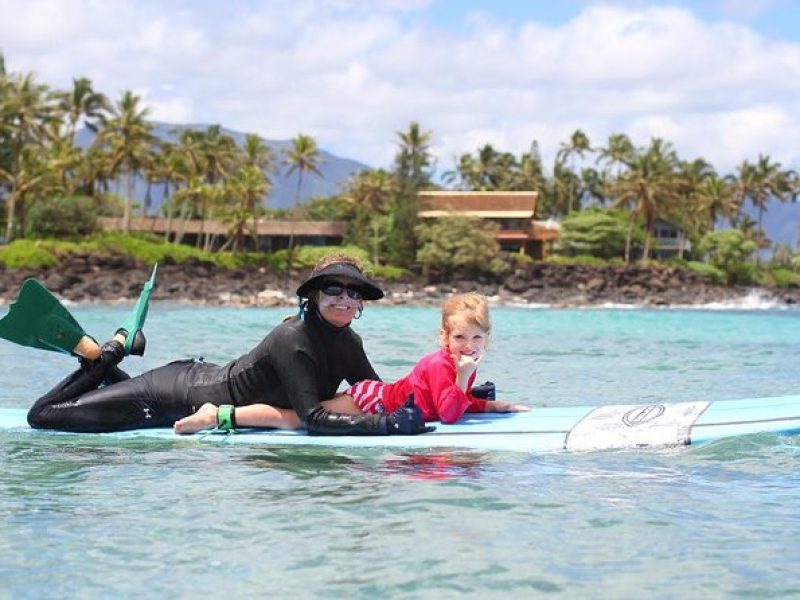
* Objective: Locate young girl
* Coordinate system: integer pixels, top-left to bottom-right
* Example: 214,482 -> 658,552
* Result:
174,292 -> 526,433
343,292 -> 527,424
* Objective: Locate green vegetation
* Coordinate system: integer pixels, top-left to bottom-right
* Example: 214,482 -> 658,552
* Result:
0,233 -> 411,280
547,254 -> 621,267
696,229 -> 758,285
415,215 -> 505,278
26,195 -> 99,238
1,57 -> 798,284
554,209 -> 638,260
683,260 -> 726,285
765,267 -> 800,288
0,239 -> 58,268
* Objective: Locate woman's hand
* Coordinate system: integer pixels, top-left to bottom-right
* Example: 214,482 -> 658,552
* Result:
485,401 -> 529,413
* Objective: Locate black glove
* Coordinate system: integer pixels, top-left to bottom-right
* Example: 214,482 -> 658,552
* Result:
471,381 -> 496,400
385,394 -> 436,435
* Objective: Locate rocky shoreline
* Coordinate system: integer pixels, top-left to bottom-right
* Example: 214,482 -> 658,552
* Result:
0,254 -> 798,309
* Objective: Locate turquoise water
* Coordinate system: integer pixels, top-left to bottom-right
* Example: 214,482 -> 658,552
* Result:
1,303 -> 800,598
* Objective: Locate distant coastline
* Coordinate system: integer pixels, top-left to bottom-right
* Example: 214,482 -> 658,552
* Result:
0,254 -> 797,310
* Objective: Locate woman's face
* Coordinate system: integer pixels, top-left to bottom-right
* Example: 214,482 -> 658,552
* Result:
315,276 -> 364,328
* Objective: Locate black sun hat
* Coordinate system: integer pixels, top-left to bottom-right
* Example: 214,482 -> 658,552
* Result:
296,262 -> 384,301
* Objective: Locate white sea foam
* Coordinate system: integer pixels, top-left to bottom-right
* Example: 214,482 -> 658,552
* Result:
678,289 -> 787,311
508,289 -> 796,311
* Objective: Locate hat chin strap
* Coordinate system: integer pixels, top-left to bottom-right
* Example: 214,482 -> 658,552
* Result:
298,297 -> 311,320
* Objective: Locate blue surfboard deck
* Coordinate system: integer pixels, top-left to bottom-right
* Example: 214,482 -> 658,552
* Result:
2,395 -> 799,452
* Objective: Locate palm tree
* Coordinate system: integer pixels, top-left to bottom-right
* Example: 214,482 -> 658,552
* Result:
42,120 -> 82,194
395,121 -> 433,189
442,153 -> 477,189
219,165 -> 269,252
284,133 -> 323,257
170,129 -> 207,245
284,133 -> 323,202
198,125 -> 237,184
751,155 -> 793,229
473,144 -> 501,190
171,173 -> 207,245
513,141 -> 547,196
95,90 -> 155,231
236,133 -> 274,237
74,144 -> 112,198
56,77 -> 110,144
195,125 -> 237,250
608,138 -> 681,261
444,144 -> 517,191
578,167 -> 606,206
0,72 -> 55,240
390,121 -> 434,266
556,129 -> 592,213
241,133 -> 275,172
343,169 -> 398,263
0,146 -> 48,236
597,133 -> 634,180
550,161 -> 579,217
692,175 -> 737,234
148,143 -> 190,242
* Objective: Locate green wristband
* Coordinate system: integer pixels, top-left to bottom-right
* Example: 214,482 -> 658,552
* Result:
217,405 -> 236,431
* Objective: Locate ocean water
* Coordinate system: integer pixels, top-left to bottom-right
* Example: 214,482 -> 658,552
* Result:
1,301 -> 799,598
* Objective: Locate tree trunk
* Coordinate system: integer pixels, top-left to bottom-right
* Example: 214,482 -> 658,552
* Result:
5,188 -> 17,242
624,216 -> 634,264
123,170 -> 134,232
163,182 -> 173,242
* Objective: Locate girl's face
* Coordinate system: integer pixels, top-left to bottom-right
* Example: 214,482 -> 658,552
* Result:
441,318 -> 489,360
315,276 -> 364,328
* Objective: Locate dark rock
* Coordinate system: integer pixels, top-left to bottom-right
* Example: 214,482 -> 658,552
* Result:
0,253 -> 797,309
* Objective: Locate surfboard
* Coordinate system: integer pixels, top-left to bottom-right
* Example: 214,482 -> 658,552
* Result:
2,395 -> 799,452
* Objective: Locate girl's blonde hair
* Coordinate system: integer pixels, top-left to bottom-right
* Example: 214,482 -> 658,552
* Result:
440,293 -> 491,335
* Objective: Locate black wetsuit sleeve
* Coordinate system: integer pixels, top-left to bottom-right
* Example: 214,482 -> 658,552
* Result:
304,405 -> 388,435
269,331 -> 388,435
347,335 -> 381,384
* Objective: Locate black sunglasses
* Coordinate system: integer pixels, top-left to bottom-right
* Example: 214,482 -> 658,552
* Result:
319,281 -> 363,300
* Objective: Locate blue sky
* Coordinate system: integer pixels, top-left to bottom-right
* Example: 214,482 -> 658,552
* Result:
1,0 -> 799,176
427,0 -> 800,40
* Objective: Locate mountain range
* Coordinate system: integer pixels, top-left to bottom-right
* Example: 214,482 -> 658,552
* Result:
76,122 -> 369,211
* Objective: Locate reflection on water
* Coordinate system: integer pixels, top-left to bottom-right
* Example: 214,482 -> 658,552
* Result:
380,451 -> 490,480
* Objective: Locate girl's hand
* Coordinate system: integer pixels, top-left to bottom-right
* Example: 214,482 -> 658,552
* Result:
486,401 -> 529,413
453,353 -> 481,391
454,353 -> 481,377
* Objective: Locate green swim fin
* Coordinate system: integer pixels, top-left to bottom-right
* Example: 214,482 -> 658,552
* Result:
117,264 -> 158,355
0,279 -> 90,355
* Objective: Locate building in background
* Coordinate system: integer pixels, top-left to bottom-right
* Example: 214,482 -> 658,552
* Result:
650,218 -> 691,260
417,191 -> 559,259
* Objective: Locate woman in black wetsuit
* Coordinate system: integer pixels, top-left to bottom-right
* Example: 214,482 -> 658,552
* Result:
27,254 -> 431,436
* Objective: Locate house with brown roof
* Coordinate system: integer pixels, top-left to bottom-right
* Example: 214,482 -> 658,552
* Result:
417,191 -> 559,259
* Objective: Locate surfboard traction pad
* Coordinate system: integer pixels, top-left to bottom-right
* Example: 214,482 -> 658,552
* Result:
564,401 -> 711,451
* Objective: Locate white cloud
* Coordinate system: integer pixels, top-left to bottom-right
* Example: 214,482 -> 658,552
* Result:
1,0 -> 799,176
145,96 -> 195,124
